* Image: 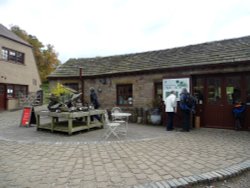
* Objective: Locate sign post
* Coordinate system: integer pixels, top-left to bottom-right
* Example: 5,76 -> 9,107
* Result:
20,106 -> 36,127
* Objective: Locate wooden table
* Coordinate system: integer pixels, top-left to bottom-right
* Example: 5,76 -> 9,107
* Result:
36,110 -> 105,135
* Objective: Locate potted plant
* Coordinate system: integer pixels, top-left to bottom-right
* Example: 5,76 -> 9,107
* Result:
149,97 -> 162,125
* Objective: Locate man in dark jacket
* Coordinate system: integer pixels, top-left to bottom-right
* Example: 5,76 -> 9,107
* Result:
90,88 -> 100,109
179,88 -> 195,132
90,88 -> 101,121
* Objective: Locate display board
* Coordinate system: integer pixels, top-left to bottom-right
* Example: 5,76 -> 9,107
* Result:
20,106 -> 36,127
163,78 -> 190,101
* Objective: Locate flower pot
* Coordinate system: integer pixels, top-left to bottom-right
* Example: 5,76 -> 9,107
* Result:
150,114 -> 161,125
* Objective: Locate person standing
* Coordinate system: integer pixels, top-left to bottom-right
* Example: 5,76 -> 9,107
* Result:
179,88 -> 195,132
165,91 -> 177,131
232,100 -> 246,130
90,88 -> 101,121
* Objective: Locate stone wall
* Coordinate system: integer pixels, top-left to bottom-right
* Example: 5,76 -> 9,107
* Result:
50,73 -> 164,108
0,37 -> 41,92
49,72 -> 166,124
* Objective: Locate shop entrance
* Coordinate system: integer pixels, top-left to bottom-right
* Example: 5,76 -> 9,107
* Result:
205,76 -> 241,128
0,84 -> 6,110
193,73 -> 250,129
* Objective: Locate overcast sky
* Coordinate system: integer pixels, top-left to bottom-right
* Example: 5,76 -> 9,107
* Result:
1,0 -> 250,63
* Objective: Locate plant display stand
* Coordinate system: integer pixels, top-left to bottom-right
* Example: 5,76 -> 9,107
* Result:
36,110 -> 105,135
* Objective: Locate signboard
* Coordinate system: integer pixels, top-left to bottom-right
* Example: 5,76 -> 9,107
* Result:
163,78 -> 190,101
20,106 -> 36,127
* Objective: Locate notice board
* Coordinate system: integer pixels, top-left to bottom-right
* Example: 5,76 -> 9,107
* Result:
20,106 -> 36,127
162,78 -> 190,101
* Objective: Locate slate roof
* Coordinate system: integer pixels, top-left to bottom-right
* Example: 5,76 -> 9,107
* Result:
0,24 -> 31,47
49,35 -> 250,78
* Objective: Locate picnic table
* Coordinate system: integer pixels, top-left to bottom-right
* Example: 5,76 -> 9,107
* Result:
36,110 -> 105,135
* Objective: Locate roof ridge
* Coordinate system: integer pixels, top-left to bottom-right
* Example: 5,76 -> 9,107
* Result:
69,35 -> 250,61
48,35 -> 250,78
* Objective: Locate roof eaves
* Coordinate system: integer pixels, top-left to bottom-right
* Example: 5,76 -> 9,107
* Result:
0,34 -> 32,47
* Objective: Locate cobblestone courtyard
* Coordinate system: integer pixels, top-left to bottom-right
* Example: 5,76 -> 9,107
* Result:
0,107 -> 250,187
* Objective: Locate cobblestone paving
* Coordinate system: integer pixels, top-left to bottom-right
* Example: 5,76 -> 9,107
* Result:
193,171 -> 250,188
0,107 -> 250,187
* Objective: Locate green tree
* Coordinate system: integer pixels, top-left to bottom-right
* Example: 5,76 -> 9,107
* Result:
10,25 -> 60,82
40,44 -> 60,82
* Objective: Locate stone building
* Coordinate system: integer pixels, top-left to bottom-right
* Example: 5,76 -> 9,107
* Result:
0,24 -> 41,110
48,36 -> 250,129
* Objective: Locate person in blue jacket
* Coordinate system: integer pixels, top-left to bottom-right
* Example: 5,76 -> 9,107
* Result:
179,88 -> 195,132
232,101 -> 246,130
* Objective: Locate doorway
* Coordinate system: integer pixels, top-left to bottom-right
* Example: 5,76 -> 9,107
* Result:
193,73 -> 249,129
0,84 -> 6,110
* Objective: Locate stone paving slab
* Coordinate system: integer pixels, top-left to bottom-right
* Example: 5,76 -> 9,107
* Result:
0,107 -> 250,187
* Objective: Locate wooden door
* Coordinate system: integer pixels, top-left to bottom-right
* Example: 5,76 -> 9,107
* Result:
203,75 -> 244,128
223,76 -> 242,128
204,77 -> 225,128
244,75 -> 250,130
193,78 -> 205,127
0,84 -> 6,110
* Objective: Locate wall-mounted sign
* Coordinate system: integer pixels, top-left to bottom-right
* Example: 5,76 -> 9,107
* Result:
163,78 -> 190,101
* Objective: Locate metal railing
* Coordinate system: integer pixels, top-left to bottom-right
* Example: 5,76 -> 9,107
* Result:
18,91 -> 43,107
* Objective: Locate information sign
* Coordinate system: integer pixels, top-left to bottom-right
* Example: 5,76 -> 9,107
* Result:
163,78 -> 190,101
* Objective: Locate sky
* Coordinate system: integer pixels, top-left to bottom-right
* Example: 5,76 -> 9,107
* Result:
1,0 -> 250,63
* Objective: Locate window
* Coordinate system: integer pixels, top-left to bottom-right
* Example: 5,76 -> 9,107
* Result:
117,84 -> 133,106
33,79 -> 37,86
207,78 -> 221,104
1,48 -> 8,60
0,85 -> 4,95
9,50 -> 16,61
1,47 -> 25,64
14,85 -> 27,98
64,83 -> 79,92
7,85 -> 14,98
6,84 -> 27,98
226,76 -> 241,104
16,52 -> 24,63
154,82 -> 163,107
193,78 -> 204,103
154,82 -> 162,100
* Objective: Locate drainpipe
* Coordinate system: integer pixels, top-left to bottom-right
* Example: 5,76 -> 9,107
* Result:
79,67 -> 84,104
